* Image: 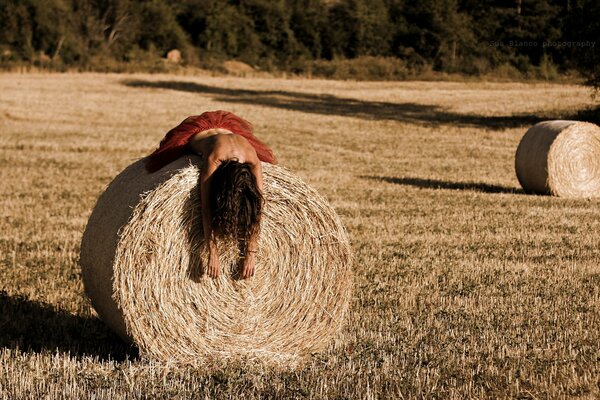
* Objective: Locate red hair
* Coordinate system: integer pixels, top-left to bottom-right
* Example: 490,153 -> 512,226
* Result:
146,110 -> 276,173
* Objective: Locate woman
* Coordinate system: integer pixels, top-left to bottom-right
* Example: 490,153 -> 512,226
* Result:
146,111 -> 276,279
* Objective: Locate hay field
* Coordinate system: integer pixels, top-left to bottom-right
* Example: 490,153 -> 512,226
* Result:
1,73 -> 599,399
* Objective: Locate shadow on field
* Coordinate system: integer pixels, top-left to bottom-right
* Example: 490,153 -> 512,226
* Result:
0,291 -> 136,361
122,79 -> 544,130
364,175 -> 523,194
573,104 -> 600,124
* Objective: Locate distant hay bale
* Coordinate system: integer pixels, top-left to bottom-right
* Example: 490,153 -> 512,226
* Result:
222,60 -> 254,75
80,156 -> 353,364
515,120 -> 600,198
166,49 -> 182,63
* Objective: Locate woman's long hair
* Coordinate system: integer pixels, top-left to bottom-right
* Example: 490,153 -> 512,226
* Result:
209,160 -> 263,253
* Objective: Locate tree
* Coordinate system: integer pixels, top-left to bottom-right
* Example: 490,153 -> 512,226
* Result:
399,0 -> 475,71
0,0 -> 71,62
136,0 -> 189,56
323,0 -> 393,59
0,0 -> 35,60
237,0 -> 301,67
564,0 -> 600,90
288,0 -> 328,59
176,0 -> 260,62
461,0 -> 563,73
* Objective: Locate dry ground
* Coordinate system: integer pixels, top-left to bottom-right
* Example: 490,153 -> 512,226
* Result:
0,73 -> 599,399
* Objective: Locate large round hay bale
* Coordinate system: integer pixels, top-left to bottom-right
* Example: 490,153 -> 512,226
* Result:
80,156 -> 353,364
515,120 -> 600,198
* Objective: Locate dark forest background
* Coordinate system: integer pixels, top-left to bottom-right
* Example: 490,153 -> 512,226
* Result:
0,0 -> 598,85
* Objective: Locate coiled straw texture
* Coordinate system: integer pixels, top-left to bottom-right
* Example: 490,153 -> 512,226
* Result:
80,156 -> 353,364
515,120 -> 600,198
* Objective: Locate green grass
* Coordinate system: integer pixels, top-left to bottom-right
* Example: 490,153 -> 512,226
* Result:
0,73 -> 599,399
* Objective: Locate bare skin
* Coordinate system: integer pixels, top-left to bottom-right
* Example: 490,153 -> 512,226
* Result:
189,128 -> 263,279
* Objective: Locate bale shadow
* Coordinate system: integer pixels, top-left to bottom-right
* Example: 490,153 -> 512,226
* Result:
363,175 -> 523,194
572,104 -> 600,124
122,79 -> 545,130
0,291 -> 137,361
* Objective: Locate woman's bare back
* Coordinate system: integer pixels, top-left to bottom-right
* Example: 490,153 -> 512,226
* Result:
189,129 -> 260,168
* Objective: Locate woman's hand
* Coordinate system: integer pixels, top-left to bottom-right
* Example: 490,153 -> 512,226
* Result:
241,251 -> 256,279
206,243 -> 220,278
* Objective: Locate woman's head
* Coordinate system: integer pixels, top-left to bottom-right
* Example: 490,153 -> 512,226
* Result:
209,160 -> 263,246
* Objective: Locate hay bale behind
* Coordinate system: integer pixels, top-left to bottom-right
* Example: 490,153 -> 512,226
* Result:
166,49 -> 182,63
222,60 -> 254,75
515,120 -> 600,198
80,156 -> 353,364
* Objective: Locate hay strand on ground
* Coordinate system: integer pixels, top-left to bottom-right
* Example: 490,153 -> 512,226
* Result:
515,120 -> 600,198
79,156 -> 353,364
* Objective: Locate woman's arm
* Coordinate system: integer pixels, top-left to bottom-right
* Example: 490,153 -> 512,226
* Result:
200,155 -> 220,278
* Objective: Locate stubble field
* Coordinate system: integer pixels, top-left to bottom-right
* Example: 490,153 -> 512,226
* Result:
0,73 -> 599,399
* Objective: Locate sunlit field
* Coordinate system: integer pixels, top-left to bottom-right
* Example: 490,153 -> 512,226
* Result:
1,73 -> 599,399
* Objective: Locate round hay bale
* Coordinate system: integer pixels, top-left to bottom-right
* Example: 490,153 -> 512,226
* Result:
515,120 -> 600,198
222,60 -> 254,75
80,156 -> 353,364
166,49 -> 182,64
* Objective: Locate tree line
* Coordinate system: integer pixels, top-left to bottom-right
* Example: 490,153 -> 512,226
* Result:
0,0 -> 598,85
